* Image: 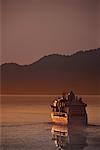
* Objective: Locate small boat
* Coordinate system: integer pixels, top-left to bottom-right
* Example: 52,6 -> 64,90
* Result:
51,91 -> 88,126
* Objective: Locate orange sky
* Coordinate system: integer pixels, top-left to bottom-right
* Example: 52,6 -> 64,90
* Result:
1,0 -> 100,64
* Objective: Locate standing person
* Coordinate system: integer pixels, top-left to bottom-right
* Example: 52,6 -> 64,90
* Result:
53,99 -> 58,112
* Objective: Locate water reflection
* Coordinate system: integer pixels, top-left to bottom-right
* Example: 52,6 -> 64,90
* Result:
51,124 -> 88,150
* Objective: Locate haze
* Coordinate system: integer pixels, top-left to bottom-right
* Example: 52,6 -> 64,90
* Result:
1,0 -> 100,64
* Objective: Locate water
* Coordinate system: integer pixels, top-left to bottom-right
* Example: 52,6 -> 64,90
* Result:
0,95 -> 100,150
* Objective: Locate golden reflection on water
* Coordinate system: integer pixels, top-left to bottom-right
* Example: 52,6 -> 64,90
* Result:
51,124 -> 88,150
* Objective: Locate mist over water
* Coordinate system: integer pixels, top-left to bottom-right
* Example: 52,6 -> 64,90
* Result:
0,95 -> 100,150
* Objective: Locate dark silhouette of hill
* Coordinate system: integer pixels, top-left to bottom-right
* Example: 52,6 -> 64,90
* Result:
0,48 -> 100,95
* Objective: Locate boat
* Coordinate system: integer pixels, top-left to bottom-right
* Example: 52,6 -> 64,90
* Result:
51,91 -> 88,126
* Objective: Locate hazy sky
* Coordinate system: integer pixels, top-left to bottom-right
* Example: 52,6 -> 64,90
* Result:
1,0 -> 100,64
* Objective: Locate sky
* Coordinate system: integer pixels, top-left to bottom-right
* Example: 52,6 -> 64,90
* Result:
1,0 -> 100,65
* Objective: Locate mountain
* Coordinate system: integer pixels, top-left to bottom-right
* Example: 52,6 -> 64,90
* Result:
0,48 -> 100,95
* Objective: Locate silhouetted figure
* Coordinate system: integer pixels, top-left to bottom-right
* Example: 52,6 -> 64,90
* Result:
68,91 -> 75,103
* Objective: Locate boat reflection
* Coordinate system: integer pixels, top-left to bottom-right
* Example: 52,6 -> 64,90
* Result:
51,124 -> 88,150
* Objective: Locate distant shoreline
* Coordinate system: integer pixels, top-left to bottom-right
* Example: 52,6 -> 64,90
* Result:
1,48 -> 100,95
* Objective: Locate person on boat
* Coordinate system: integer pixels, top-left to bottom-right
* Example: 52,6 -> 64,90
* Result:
53,99 -> 59,112
57,97 -> 61,112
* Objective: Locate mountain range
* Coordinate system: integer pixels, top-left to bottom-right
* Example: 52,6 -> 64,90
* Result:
0,48 -> 100,95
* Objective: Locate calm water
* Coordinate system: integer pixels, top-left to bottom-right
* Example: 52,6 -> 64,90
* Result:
0,95 -> 100,150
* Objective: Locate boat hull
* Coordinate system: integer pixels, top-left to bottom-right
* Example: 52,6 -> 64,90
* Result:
51,112 -> 68,125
